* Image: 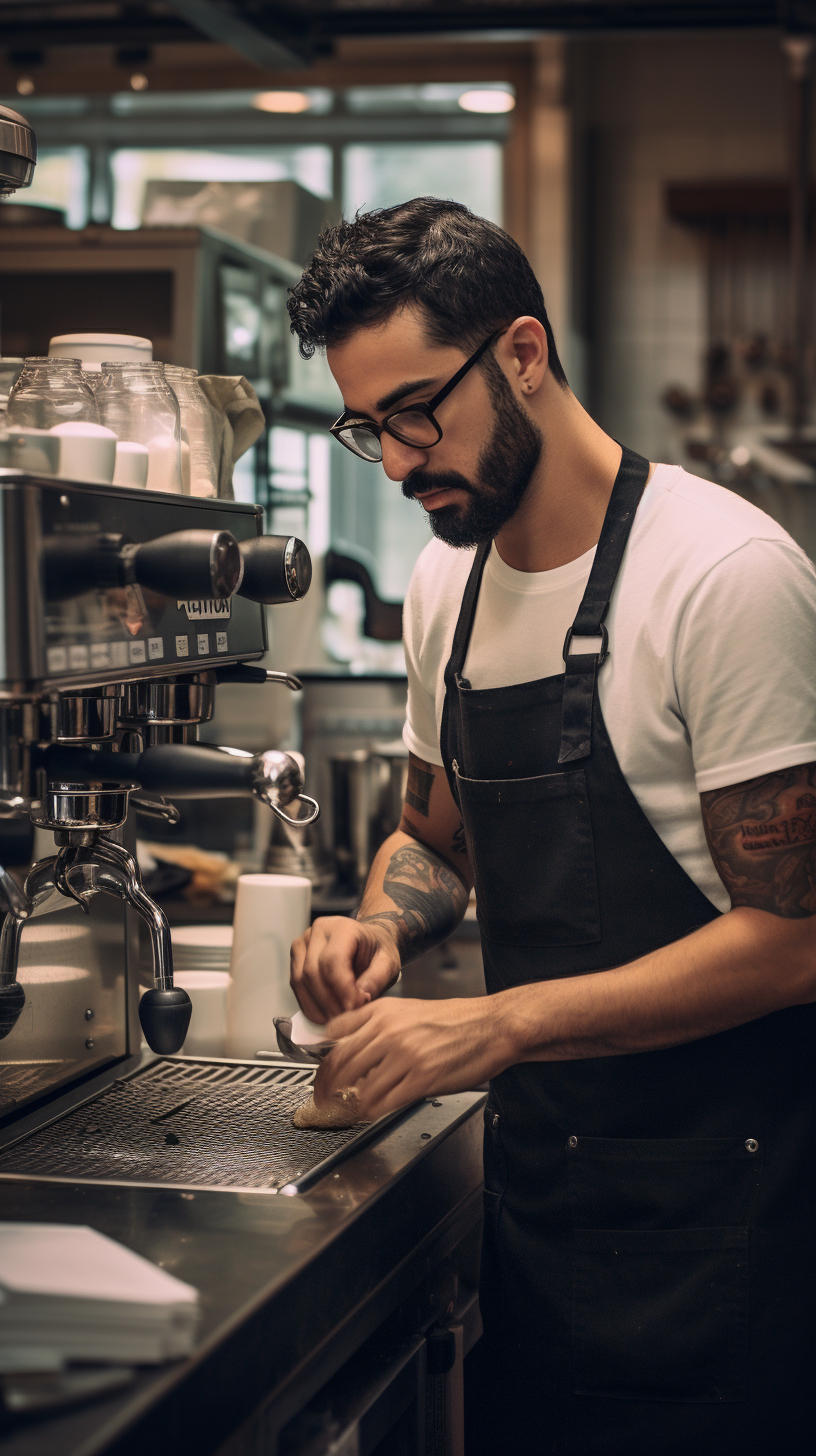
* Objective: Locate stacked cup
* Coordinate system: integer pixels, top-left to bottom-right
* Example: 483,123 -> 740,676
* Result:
226,874 -> 312,1060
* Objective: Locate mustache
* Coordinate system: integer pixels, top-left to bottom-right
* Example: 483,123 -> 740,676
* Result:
401,469 -> 476,502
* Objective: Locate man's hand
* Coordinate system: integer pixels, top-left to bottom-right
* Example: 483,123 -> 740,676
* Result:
313,996 -> 512,1120
290,757 -> 471,1026
290,917 -> 401,1022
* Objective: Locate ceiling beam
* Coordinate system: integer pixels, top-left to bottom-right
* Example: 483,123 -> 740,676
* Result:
314,4 -> 780,39
162,1 -> 310,68
0,18 -> 196,49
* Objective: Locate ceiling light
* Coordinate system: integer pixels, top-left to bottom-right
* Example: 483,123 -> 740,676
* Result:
253,91 -> 311,114
458,89 -> 515,115
16,78 -> 35,97
130,74 -> 149,92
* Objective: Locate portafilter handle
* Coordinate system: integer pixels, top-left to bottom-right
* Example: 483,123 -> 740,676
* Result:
44,743 -> 321,827
43,528 -> 242,602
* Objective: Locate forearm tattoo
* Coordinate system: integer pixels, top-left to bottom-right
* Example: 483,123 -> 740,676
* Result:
701,763 -> 816,917
358,843 -> 469,963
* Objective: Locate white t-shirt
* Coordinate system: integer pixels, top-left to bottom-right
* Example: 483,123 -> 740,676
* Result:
402,463 -> 816,912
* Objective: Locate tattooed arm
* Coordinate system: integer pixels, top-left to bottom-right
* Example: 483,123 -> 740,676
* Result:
701,764 -> 816,916
290,754 -> 472,1020
315,763 -> 816,1120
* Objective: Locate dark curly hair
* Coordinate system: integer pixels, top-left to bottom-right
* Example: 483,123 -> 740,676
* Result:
287,197 -> 568,387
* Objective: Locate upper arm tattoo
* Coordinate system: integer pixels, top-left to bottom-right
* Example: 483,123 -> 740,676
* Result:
701,763 -> 816,917
358,843 -> 468,963
405,755 -> 435,817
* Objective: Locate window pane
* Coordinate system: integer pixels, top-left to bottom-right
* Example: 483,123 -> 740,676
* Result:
17,148 -> 89,229
344,83 -> 514,115
111,147 -> 332,230
343,141 -> 502,222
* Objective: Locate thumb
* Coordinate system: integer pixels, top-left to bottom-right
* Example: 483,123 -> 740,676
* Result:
356,943 -> 401,1002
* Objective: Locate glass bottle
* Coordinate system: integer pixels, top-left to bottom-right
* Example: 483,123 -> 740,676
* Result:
96,362 -> 183,494
164,366 -> 220,498
6,357 -> 98,431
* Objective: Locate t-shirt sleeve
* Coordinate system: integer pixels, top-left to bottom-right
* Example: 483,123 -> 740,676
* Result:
676,537 -> 816,791
402,560 -> 445,766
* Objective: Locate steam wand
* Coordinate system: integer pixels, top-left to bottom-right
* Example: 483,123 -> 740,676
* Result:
0,785 -> 192,1053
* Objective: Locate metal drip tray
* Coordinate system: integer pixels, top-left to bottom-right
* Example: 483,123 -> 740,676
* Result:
0,1058 -> 387,1194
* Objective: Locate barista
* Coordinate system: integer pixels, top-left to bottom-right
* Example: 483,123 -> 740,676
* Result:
287,199 -> 816,1454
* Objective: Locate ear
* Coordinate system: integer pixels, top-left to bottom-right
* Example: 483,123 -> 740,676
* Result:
497,316 -> 548,396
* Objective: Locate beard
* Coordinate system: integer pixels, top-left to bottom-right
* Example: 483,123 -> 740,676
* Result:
401,358 -> 543,548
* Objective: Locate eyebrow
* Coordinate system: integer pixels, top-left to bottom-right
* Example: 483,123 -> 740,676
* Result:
375,376 -> 439,414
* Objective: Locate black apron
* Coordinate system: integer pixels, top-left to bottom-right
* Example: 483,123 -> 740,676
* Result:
443,448 -> 816,1455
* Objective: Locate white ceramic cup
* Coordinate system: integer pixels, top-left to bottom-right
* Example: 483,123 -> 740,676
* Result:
226,873 -> 312,1059
49,422 -> 117,484
113,440 -> 149,488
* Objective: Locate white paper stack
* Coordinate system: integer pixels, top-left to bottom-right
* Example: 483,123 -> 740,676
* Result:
0,1224 -> 200,1368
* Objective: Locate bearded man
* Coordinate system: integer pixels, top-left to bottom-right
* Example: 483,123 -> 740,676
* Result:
286,198 -> 816,1455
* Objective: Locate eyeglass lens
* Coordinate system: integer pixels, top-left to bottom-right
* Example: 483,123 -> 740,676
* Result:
339,425 -> 383,461
386,409 -> 441,447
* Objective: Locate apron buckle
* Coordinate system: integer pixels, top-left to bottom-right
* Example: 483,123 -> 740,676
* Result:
563,621 -> 609,666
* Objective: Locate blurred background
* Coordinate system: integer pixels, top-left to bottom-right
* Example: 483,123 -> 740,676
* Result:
2,1 -> 815,903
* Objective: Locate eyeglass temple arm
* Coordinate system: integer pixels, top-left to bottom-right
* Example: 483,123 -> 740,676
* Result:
424,327 -> 507,413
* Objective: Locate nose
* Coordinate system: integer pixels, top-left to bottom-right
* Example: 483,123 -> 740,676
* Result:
380,434 -> 429,482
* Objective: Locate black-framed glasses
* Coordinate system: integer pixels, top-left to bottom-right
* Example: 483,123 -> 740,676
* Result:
330,328 -> 506,463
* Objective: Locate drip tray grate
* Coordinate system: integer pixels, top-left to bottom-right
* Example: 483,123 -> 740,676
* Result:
0,1058 -> 377,1193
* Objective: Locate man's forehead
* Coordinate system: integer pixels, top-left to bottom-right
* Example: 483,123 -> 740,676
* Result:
328,309 -> 463,411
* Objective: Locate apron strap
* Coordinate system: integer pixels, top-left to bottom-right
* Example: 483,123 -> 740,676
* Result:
444,539 -> 492,689
441,540 -> 491,803
558,445 -> 651,764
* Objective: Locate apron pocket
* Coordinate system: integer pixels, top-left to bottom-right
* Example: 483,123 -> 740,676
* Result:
572,1226 -> 749,1403
455,766 -> 600,946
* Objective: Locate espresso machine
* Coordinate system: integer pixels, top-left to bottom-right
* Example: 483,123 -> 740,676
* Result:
0,451 -> 319,1119
0,105 -> 326,1160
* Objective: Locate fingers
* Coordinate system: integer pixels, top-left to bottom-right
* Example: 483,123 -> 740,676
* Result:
289,927 -> 323,1022
290,918 -> 384,1022
355,945 -> 401,1002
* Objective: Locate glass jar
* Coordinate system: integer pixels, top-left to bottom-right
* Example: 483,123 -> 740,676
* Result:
6,357 -> 98,431
164,366 -> 220,498
96,362 -> 183,494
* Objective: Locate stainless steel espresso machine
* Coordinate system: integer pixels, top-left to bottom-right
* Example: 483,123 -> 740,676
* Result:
0,105 -> 320,1134
0,458 -> 318,1124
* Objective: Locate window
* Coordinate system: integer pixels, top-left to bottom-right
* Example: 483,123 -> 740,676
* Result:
110,147 -> 333,230
343,141 -> 502,221
16,147 -> 89,229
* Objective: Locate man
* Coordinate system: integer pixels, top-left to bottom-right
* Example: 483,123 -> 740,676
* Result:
287,198 -> 816,1454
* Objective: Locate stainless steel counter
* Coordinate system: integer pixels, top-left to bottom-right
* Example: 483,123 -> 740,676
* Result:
0,1088 -> 486,1456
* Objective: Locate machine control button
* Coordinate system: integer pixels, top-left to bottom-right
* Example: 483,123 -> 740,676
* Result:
90,643 -> 111,670
84,1009 -> 94,1021
197,633 -> 209,656
129,641 -> 146,665
68,645 -> 89,671
110,642 -> 128,668
175,635 -> 189,658
84,1038 -> 95,1050
46,646 -> 68,673
216,632 -> 228,653
148,637 -> 163,660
